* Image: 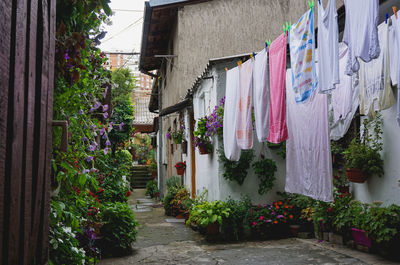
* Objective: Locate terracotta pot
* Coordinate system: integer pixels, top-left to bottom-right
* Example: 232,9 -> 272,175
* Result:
346,168 -> 367,183
199,145 -> 210,155
152,170 -> 157,179
206,223 -> 219,235
176,214 -> 185,219
289,225 -> 300,237
176,168 -> 185,175
338,186 -> 349,194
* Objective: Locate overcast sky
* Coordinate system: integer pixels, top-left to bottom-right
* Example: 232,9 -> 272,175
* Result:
99,0 -> 146,53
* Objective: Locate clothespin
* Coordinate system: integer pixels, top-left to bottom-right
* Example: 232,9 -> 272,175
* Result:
283,22 -> 291,35
393,6 -> 398,19
308,0 -> 314,11
386,13 -> 389,24
318,0 -> 321,5
237,60 -> 242,67
225,67 -> 228,72
250,53 -> 254,61
252,52 -> 256,60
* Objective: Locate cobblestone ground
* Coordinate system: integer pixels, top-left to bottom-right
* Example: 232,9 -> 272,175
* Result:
99,189 -> 395,265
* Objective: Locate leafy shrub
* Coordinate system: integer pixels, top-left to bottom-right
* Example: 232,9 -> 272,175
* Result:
166,176 -> 182,189
187,200 -> 230,228
145,180 -> 159,198
252,157 -> 277,195
98,202 -> 139,257
221,196 -> 252,240
218,147 -> 255,185
163,186 -> 180,216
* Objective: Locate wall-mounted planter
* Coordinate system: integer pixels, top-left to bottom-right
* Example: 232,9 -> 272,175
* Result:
346,168 -> 367,183
199,146 -> 211,155
176,168 -> 185,175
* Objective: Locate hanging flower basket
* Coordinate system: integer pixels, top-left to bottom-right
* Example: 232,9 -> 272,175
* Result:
199,145 -> 210,155
346,168 -> 367,183
175,161 -> 186,175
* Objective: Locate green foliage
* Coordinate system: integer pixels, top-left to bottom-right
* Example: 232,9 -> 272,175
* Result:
364,203 -> 400,243
252,157 -> 277,195
98,202 -> 139,256
145,180 -> 159,198
111,68 -> 136,104
193,117 -> 213,152
166,176 -> 182,189
218,147 -> 254,185
221,196 -> 252,240
342,114 -> 384,177
267,141 -> 286,159
187,201 -> 230,228
163,186 -> 181,216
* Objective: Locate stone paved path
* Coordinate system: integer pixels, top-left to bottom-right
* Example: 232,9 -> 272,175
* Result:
99,189 -> 396,265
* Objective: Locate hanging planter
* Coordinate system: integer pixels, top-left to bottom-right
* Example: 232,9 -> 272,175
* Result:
199,145 -> 210,155
346,168 -> 367,183
175,161 -> 186,175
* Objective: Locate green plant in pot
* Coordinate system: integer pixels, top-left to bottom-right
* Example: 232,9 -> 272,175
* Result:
171,124 -> 184,144
252,155 -> 277,195
342,114 -> 384,183
193,117 -> 213,154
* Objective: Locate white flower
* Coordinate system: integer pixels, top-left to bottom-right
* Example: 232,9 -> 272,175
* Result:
62,227 -> 72,234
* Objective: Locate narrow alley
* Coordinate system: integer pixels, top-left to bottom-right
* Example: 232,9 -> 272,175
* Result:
99,189 -> 394,265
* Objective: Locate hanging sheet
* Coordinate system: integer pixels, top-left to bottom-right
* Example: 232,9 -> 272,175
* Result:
317,0 -> 339,93
236,59 -> 254,149
223,67 -> 241,161
286,68 -> 333,202
289,8 -> 318,103
268,33 -> 288,144
253,49 -> 270,143
392,13 -> 400,126
389,25 -> 398,86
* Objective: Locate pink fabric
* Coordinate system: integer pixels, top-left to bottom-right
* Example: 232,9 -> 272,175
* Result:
268,33 -> 288,144
236,59 -> 254,149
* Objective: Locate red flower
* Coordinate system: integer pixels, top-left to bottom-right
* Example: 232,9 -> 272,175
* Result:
126,190 -> 131,197
274,220 -> 278,224
97,188 -> 104,193
289,215 -> 293,219
278,201 -> 282,205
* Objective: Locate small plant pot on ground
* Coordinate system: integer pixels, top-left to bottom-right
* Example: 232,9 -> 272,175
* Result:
346,168 -> 367,183
351,228 -> 372,248
206,223 -> 220,235
289,225 -> 301,237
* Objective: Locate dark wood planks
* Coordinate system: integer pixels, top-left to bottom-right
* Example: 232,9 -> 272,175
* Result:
0,0 -> 12,263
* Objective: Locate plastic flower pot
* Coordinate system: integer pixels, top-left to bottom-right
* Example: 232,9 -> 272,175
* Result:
289,225 -> 300,237
206,223 -> 219,235
351,228 -> 372,248
199,145 -> 210,155
176,168 -> 185,175
346,168 -> 367,183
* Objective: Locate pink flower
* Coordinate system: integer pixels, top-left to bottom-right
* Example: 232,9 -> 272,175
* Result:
260,216 -> 264,221
252,222 -> 257,226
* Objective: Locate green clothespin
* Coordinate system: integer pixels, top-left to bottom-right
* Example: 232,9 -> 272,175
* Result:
283,22 -> 291,34
308,0 -> 314,11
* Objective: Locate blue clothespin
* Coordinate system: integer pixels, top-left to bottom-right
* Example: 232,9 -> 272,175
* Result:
386,13 -> 389,24
265,41 -> 268,51
318,0 -> 321,5
252,52 -> 256,59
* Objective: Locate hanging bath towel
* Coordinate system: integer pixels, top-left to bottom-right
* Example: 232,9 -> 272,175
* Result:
268,33 -> 288,144
289,8 -> 318,104
359,22 -> 395,117
317,0 -> 339,93
343,0 -> 380,76
236,59 -> 254,149
392,13 -> 400,126
389,25 -> 398,86
223,67 -> 241,161
253,49 -> 270,143
286,68 -> 333,202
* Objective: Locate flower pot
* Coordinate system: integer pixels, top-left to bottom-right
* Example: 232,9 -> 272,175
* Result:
152,170 -> 157,179
175,214 -> 185,219
206,223 -> 219,235
289,225 -> 300,237
351,228 -> 372,248
176,168 -> 185,175
199,145 -> 210,155
338,186 -> 349,194
346,168 -> 367,183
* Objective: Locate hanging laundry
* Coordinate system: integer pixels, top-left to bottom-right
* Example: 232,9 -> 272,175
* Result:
285,68 -> 333,202
268,33 -> 288,144
331,43 -> 353,123
253,49 -> 270,143
317,0 -> 339,93
389,25 -> 398,86
223,67 -> 241,161
289,8 -> 318,103
359,22 -> 395,117
236,59 -> 254,149
343,0 -> 380,76
392,13 -> 400,126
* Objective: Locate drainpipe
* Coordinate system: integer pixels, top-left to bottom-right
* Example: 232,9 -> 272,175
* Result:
158,79 -> 164,198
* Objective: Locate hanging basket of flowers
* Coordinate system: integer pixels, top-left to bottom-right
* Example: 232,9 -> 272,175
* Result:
175,161 -> 186,175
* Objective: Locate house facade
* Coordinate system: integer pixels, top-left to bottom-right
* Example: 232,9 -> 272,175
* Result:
140,0 -> 400,205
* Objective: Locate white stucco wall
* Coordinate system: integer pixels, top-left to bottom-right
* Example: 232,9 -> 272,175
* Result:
352,98 -> 400,206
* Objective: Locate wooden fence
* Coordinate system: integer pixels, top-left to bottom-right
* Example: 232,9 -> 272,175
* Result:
0,0 -> 56,264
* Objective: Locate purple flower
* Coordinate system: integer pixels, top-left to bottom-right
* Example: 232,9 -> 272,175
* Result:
166,132 -> 172,140
81,137 -> 88,142
266,219 -> 272,223
90,168 -> 97,173
88,145 -> 96,151
103,86 -> 108,99
277,215 -> 284,219
93,101 -> 101,109
100,127 -> 105,136
119,122 -> 124,131
104,148 -> 109,155
102,134 -> 107,139
82,169 -> 90,174
102,104 -> 108,112
105,140 -> 111,146
103,112 -> 108,119
64,53 -> 70,60
86,156 -> 93,162
88,108 -> 94,113
271,211 -> 276,215
109,122 -> 113,130
78,109 -> 84,115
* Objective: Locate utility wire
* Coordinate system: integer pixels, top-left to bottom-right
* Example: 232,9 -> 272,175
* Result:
112,9 -> 144,12
102,17 -> 143,43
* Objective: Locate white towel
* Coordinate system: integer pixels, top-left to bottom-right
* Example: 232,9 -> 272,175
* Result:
236,59 -> 254,149
253,49 -> 270,143
223,67 -> 241,161
285,68 -> 333,202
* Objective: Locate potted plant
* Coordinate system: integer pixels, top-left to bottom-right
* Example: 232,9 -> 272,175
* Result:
348,200 -> 372,248
193,117 -> 213,154
171,125 -> 184,144
170,188 -> 190,218
342,114 -> 384,183
333,169 -> 349,194
174,161 -> 186,175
